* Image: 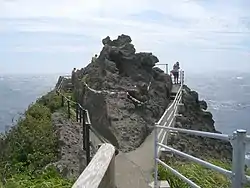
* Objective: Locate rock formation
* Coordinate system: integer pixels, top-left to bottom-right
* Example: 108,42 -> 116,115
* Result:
52,34 -> 233,178
72,34 -> 172,152
57,34 -> 232,161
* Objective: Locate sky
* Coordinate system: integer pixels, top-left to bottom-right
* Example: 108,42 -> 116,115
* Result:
0,0 -> 250,74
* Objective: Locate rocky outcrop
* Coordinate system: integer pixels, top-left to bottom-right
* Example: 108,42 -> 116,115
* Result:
56,34 -> 232,160
49,112 -> 86,178
72,34 -> 172,152
168,85 -> 232,161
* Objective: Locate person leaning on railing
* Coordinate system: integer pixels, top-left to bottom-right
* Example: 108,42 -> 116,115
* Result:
171,62 -> 180,84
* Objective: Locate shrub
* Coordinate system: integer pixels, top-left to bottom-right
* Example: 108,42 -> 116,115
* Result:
0,103 -> 58,179
0,91 -> 75,187
37,91 -> 62,113
0,167 -> 73,188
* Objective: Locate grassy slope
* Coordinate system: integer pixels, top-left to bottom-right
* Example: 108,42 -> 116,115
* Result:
0,91 -> 74,188
158,158 -> 250,188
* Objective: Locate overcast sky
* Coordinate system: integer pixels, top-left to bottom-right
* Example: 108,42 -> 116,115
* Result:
0,0 -> 249,74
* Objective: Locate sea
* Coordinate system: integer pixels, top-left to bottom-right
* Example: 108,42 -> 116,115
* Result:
0,74 -> 60,132
0,71 -> 250,141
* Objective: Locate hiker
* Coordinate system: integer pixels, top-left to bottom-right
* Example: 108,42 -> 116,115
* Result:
92,54 -> 98,63
171,62 -> 180,84
71,68 -> 76,87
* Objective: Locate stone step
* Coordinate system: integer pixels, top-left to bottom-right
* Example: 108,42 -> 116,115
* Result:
149,181 -> 170,188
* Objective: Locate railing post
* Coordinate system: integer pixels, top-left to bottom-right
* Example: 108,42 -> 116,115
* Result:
154,123 -> 159,188
182,71 -> 185,85
79,109 -> 82,123
179,70 -> 182,86
232,129 -> 246,188
84,110 -> 91,165
61,95 -> 64,107
76,104 -> 79,122
67,100 -> 70,119
82,109 -> 86,150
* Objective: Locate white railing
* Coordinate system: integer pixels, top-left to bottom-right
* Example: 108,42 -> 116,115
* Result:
153,70 -> 250,188
170,70 -> 184,85
156,63 -> 169,74
156,70 -> 184,155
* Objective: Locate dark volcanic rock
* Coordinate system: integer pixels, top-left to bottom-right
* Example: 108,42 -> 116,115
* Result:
57,34 -> 232,161
72,34 -> 172,152
168,85 -> 232,161
50,112 -> 86,179
199,100 -> 208,110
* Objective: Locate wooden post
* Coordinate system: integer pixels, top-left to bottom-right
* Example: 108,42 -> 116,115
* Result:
79,109 -> 82,123
82,109 -> 86,150
85,115 -> 91,165
61,96 -> 64,107
67,100 -> 70,119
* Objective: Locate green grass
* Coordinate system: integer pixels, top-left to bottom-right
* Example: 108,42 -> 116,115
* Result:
0,167 -> 74,188
158,158 -> 250,188
0,90 -> 75,187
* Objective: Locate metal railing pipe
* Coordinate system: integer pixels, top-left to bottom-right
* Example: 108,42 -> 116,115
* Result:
156,126 -> 230,141
158,143 -> 233,178
154,124 -> 159,188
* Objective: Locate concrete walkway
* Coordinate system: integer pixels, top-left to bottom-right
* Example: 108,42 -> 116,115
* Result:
115,84 -> 180,188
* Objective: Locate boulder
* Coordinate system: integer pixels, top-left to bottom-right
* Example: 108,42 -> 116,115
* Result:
199,100 -> 208,110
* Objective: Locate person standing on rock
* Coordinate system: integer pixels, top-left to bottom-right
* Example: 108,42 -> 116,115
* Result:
172,62 -> 180,84
92,54 -> 98,63
71,68 -> 76,88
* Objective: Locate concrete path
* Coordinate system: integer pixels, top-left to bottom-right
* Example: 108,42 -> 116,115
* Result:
115,84 -> 181,188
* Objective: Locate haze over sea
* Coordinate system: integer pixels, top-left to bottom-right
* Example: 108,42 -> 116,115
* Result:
0,71 -> 249,135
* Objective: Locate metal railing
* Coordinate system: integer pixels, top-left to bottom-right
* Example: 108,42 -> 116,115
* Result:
55,75 -> 111,165
153,70 -> 250,188
156,63 -> 169,74
156,70 -> 184,154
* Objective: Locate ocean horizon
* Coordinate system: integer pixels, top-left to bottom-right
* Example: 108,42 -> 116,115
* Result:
0,71 -> 249,136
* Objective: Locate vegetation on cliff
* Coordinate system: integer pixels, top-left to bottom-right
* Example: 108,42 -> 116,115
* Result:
158,158 -> 250,188
0,91 -> 74,187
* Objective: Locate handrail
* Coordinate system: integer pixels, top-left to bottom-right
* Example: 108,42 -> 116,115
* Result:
156,70 -> 184,156
156,126 -> 230,141
157,70 -> 183,125
158,143 -> 233,177
72,143 -> 116,188
157,85 -> 182,125
55,75 -> 111,165
153,70 -> 250,188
